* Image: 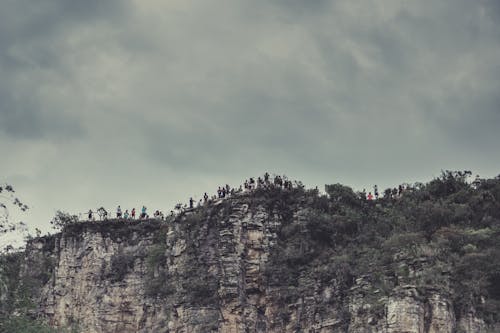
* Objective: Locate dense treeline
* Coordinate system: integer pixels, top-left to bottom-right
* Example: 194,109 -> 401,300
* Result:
264,171 -> 500,325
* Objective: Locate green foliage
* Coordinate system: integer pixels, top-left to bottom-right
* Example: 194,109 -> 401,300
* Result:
145,244 -> 175,298
145,270 -> 176,299
382,232 -> 425,256
263,171 -> 500,327
0,314 -> 79,333
0,315 -> 57,333
146,244 -> 166,270
0,251 -> 72,332
4,171 -> 500,329
426,170 -> 472,198
144,216 -> 220,306
181,271 -> 218,305
50,211 -> 78,231
1,243 -> 56,317
108,252 -> 135,282
325,183 -> 360,207
0,252 -> 23,314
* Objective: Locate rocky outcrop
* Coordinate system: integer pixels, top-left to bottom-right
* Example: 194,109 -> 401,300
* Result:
17,193 -> 495,333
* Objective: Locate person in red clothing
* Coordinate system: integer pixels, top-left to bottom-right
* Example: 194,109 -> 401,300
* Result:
131,208 -> 136,219
367,192 -> 374,200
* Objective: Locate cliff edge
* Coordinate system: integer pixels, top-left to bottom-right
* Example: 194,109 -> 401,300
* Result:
1,173 -> 500,332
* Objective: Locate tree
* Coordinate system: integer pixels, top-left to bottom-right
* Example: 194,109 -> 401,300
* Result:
325,183 -> 360,206
50,211 -> 78,231
427,170 -> 472,197
96,207 -> 108,220
0,184 -> 29,251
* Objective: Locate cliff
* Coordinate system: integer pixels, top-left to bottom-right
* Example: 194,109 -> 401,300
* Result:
1,173 -> 500,332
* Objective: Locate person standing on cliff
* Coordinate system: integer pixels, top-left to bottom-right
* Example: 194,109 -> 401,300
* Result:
131,208 -> 136,219
88,209 -> 93,221
257,177 -> 263,188
116,205 -> 122,218
141,206 -> 147,219
124,210 -> 129,219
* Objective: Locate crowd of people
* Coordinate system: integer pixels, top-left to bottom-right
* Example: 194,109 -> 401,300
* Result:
86,205 -> 151,221
82,175 -> 415,222
83,173 -> 299,222
80,174 -> 482,222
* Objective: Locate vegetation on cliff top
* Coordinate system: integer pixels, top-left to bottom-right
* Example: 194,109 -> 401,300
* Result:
140,171 -> 500,328
1,171 -> 500,330
262,171 -> 500,326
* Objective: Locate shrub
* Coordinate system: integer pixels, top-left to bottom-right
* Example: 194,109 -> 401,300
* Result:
325,184 -> 360,207
144,244 -> 176,298
108,253 -> 135,282
0,314 -> 79,333
382,232 -> 425,256
0,315 -> 57,333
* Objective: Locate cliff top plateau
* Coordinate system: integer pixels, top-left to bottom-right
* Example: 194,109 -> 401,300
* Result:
1,171 -> 500,333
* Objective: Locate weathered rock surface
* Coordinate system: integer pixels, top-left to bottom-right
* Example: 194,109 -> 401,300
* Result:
17,194 -> 495,333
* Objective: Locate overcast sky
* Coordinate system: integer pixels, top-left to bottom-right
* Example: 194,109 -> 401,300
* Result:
1,0 -> 500,237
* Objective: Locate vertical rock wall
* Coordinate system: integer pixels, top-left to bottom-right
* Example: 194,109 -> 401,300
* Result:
19,197 -> 492,333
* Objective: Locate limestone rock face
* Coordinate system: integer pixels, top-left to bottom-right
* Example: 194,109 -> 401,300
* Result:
19,196 -> 491,333
386,291 -> 425,333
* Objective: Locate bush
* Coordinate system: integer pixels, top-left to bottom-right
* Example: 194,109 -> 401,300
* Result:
108,253 -> 135,282
426,170 -> 472,198
0,315 -> 56,333
0,314 -> 78,333
325,184 -> 360,207
144,244 -> 176,298
145,271 -> 176,298
382,232 -> 425,256
0,253 -> 23,314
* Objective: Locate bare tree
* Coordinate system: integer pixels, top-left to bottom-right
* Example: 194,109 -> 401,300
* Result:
0,184 -> 29,251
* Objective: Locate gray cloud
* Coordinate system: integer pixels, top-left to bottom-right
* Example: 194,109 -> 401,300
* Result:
1,0 -> 499,236
0,0 -> 130,140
